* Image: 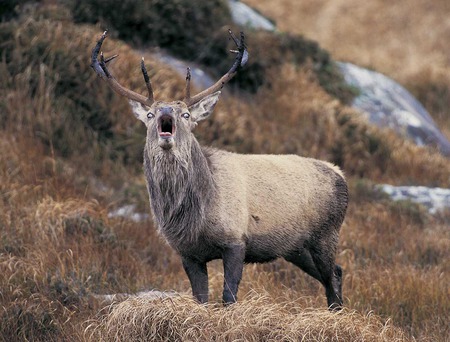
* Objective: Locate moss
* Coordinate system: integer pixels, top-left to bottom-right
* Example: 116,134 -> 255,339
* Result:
63,215 -> 117,245
349,179 -> 390,203
46,272 -> 87,308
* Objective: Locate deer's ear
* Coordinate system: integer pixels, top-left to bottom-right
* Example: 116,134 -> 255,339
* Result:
129,100 -> 150,123
188,91 -> 221,122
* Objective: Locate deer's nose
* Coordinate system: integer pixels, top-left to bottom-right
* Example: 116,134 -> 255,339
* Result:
159,106 -> 174,116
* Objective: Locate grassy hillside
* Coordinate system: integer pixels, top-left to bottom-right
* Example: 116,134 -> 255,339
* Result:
243,0 -> 450,139
0,1 -> 449,341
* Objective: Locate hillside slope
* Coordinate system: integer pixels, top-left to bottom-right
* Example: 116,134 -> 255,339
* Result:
243,0 -> 450,139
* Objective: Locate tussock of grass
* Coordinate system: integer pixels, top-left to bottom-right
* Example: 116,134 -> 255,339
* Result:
91,294 -> 409,341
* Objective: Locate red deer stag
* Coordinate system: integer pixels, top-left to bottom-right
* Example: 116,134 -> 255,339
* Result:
91,30 -> 348,310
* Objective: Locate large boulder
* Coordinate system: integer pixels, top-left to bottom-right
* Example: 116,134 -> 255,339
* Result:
228,0 -> 276,31
338,62 -> 450,157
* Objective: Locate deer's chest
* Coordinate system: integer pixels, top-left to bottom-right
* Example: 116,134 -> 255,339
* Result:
164,228 -> 223,263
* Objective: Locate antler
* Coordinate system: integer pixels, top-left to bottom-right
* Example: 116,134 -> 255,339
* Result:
184,30 -> 248,106
91,31 -> 154,107
92,30 -> 247,108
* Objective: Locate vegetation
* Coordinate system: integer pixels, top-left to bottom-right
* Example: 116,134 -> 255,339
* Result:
64,0 -> 356,102
243,0 -> 450,140
199,27 -> 358,102
0,1 -> 448,341
91,295 -> 409,341
67,0 -> 231,60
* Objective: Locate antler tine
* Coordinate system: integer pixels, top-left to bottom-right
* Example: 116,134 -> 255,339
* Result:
184,67 -> 192,102
185,30 -> 248,107
141,58 -> 154,103
104,54 -> 118,64
91,31 -> 154,107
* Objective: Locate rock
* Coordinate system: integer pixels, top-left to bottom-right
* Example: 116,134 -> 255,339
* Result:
152,50 -> 215,91
149,1 -> 276,92
380,184 -> 450,214
337,62 -> 450,157
228,0 -> 276,31
145,3 -> 450,159
107,204 -> 149,222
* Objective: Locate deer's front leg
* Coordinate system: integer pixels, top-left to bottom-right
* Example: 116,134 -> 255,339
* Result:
222,244 -> 245,305
182,257 -> 208,303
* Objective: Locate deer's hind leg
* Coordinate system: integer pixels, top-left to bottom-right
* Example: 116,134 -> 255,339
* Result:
285,244 -> 343,310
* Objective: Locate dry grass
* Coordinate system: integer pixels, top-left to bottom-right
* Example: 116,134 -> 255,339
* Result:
0,2 -> 449,341
0,132 -> 448,340
89,294 -> 409,342
243,0 -> 450,139
212,64 -> 450,186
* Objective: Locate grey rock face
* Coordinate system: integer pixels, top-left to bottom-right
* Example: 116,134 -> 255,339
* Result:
228,0 -> 276,31
153,51 -> 215,91
338,62 -> 450,156
380,184 -> 450,214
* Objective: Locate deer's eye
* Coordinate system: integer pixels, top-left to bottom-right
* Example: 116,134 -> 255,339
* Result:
182,113 -> 190,120
147,112 -> 155,119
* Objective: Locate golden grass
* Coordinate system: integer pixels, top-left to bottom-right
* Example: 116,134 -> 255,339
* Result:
0,132 -> 448,340
90,294 -> 409,342
242,0 -> 450,81
237,64 -> 450,186
243,0 -> 450,139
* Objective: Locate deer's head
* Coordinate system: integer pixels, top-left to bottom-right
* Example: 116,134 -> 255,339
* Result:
131,92 -> 221,151
91,30 -> 247,151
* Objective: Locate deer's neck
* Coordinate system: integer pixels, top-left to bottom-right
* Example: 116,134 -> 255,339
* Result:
144,139 -> 215,248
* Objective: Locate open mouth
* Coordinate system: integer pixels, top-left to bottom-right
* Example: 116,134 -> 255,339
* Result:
158,115 -> 175,139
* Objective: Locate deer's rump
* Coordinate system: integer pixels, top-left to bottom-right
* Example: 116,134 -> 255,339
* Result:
210,151 -> 348,262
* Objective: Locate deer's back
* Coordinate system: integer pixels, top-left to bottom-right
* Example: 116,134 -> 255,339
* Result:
208,150 -> 347,254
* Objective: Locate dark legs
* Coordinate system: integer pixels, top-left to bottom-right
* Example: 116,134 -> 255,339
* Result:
182,244 -> 245,305
182,257 -> 209,304
329,265 -> 343,310
222,244 -> 245,305
285,247 -> 343,310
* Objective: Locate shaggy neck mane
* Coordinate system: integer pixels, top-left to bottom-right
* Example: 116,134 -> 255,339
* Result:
144,139 -> 216,249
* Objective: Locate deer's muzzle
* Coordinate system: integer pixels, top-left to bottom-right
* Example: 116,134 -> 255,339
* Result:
158,115 -> 175,139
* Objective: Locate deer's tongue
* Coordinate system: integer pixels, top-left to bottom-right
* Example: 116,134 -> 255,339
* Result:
159,132 -> 172,138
